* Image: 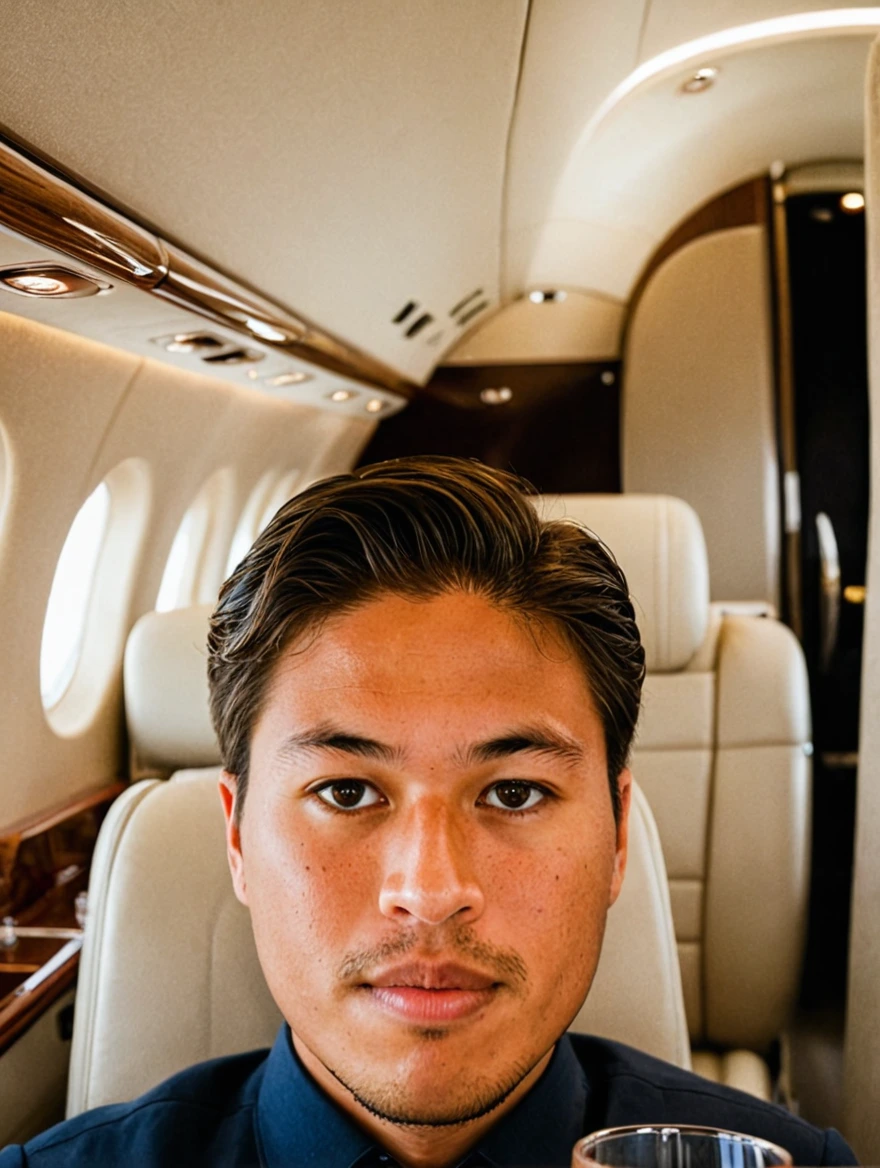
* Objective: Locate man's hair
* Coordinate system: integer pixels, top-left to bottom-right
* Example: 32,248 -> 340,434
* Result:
207,456 -> 645,824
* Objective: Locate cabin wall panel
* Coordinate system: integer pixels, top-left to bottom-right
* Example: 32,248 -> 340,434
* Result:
0,314 -> 139,824
623,226 -> 780,605
843,33 -> 880,1162
0,313 -> 373,826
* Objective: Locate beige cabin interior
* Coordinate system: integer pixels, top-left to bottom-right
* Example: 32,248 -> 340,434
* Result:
1,0 -> 879,1157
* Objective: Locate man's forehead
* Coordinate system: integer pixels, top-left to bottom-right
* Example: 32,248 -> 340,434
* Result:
269,590 -> 578,680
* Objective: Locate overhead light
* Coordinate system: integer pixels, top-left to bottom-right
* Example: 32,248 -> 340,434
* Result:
155,331 -> 226,354
528,289 -> 567,304
365,398 -> 386,414
0,265 -> 110,298
245,318 -> 299,344
480,386 -> 513,405
811,207 -> 835,223
840,192 -> 865,213
680,66 -> 718,94
265,371 -> 311,387
328,389 -> 355,402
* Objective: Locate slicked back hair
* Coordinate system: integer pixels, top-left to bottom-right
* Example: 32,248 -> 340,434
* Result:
207,456 -> 645,825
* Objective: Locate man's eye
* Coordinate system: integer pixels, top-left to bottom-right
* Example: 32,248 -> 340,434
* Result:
314,780 -> 382,811
483,781 -> 546,812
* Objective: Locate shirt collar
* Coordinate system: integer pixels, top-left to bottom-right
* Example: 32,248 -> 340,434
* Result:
256,1025 -> 588,1168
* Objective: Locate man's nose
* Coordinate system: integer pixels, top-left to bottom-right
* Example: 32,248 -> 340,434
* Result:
378,802 -> 485,926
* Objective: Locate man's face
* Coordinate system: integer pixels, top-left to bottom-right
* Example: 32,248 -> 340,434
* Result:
220,590 -> 630,1126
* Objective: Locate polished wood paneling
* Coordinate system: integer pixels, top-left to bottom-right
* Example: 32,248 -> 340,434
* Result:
0,782 -> 123,927
0,948 -> 78,1057
360,361 -> 621,494
0,783 -> 123,1052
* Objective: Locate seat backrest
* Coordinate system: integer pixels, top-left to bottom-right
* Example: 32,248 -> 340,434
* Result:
535,494 -> 811,1053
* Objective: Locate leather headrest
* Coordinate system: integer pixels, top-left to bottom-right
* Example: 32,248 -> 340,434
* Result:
533,494 -> 709,672
124,604 -> 220,770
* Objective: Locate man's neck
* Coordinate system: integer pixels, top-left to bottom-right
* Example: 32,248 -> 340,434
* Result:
291,1034 -> 555,1168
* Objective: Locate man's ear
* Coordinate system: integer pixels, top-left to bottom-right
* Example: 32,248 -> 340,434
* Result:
218,771 -> 248,906
608,767 -> 632,908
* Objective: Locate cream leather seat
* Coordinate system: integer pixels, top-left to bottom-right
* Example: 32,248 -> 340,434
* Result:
67,607 -> 690,1116
535,494 -> 812,1101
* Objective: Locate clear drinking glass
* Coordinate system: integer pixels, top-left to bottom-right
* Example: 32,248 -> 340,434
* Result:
572,1124 -> 793,1168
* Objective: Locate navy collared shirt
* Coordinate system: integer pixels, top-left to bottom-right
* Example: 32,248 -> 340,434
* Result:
1,1027 -> 857,1166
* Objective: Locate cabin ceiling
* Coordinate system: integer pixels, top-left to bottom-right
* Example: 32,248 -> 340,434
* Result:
0,0 -> 875,384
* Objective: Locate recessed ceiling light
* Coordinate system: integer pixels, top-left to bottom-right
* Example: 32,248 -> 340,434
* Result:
480,386 -> 513,405
155,331 -> 226,354
265,372 -> 311,387
528,290 -> 567,304
328,389 -> 355,402
0,266 -> 110,298
365,398 -> 386,414
680,66 -> 718,94
840,192 -> 865,213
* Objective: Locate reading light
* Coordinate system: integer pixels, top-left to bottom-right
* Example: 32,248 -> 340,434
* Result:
329,390 -> 355,402
156,331 -> 226,354
365,398 -> 386,414
264,372 -> 311,387
0,266 -> 109,298
840,192 -> 865,213
680,67 -> 718,94
528,290 -> 567,304
480,387 -> 513,405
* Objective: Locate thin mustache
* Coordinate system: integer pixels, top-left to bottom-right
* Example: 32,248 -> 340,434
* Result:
337,926 -> 528,987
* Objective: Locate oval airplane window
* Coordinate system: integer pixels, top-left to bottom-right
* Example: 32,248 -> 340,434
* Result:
225,469 -> 282,577
156,467 -> 236,611
40,481 -> 111,709
225,468 -> 301,576
41,458 -> 151,736
257,468 -> 301,533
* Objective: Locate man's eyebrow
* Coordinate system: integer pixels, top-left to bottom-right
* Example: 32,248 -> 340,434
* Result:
276,723 -> 401,764
462,726 -> 586,767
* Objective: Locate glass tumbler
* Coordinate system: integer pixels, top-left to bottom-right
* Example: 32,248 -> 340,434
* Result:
572,1124 -> 792,1168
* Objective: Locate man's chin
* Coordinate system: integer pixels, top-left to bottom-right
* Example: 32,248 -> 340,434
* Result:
325,1051 -> 540,1129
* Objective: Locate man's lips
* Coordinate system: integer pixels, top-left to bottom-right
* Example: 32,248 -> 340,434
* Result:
367,962 -> 498,991
358,961 -> 501,1024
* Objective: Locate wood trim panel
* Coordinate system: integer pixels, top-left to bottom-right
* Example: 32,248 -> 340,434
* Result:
0,782 -> 123,927
0,949 -> 78,1057
0,783 -> 123,1053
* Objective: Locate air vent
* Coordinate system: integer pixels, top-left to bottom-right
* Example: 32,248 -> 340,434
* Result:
449,288 -> 483,319
457,299 -> 489,327
201,347 -> 264,366
392,301 -> 417,324
405,312 -> 433,338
